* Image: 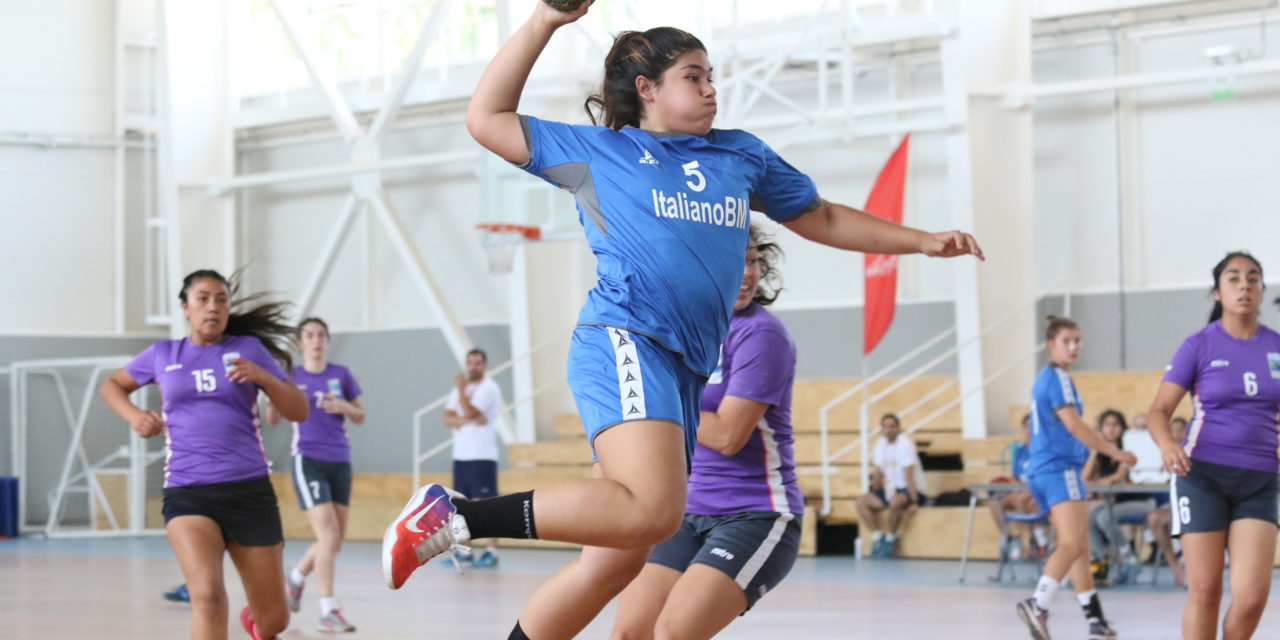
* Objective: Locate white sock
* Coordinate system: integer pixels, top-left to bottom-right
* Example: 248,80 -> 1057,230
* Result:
1144,529 -> 1155,543
1033,575 -> 1059,610
1033,528 -> 1048,546
1076,589 -> 1096,606
1173,539 -> 1182,553
872,530 -> 884,542
320,596 -> 339,615
290,567 -> 305,585
885,533 -> 897,543
486,545 -> 498,555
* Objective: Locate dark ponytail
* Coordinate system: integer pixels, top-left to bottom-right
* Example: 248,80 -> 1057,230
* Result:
1208,251 -> 1263,324
179,269 -> 296,371
584,27 -> 706,130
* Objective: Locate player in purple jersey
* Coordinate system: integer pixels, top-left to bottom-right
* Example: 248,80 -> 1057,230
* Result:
266,317 -> 365,633
1147,252 -> 1280,640
384,4 -> 983,639
100,270 -> 308,640
610,226 -> 801,640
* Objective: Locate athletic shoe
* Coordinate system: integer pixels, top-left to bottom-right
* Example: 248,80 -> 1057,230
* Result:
1088,621 -> 1118,639
162,583 -> 190,603
474,550 -> 499,569
240,606 -> 277,640
285,571 -> 304,612
382,484 -> 472,589
1015,598 -> 1051,640
317,610 -> 356,633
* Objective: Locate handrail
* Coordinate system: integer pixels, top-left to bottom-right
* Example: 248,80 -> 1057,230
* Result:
818,281 -> 1070,515
818,326 -> 955,513
411,330 -> 572,489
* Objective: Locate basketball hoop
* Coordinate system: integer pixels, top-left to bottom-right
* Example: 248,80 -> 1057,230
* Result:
476,223 -> 541,275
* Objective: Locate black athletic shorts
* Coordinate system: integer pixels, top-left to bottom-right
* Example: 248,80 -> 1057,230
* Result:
1171,458 -> 1279,536
648,510 -> 802,611
291,454 -> 353,510
453,459 -> 499,500
162,475 -> 283,546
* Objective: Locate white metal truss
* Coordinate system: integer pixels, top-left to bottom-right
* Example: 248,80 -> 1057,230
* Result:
209,0 -> 475,364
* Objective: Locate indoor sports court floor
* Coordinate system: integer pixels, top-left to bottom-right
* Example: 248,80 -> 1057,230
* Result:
4,536 -> 1272,638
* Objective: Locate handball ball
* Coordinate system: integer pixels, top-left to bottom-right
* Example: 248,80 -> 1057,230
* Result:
543,0 -> 588,11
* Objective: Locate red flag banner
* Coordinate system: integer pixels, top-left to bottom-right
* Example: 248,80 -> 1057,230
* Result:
863,134 -> 911,355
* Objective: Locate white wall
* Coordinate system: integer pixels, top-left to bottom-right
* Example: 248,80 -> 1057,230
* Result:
1033,22 -> 1280,295
0,0 -> 153,334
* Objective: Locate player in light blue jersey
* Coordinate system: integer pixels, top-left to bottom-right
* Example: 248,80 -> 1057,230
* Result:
1017,317 -> 1135,640
383,4 -> 983,639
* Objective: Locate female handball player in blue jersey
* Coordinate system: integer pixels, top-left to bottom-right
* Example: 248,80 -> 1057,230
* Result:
1016,316 -> 1135,640
609,227 -> 805,640
1147,252 -> 1280,640
383,3 -> 983,639
100,270 -> 308,640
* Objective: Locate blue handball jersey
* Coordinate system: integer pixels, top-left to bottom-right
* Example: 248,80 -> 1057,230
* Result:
1028,364 -> 1089,476
517,115 -> 820,377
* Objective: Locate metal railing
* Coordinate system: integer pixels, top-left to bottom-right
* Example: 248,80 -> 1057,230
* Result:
818,283 -> 1071,515
411,330 -> 573,489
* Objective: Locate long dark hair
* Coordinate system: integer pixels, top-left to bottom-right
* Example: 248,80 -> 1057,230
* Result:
584,27 -> 707,130
1208,251 -> 1263,324
1097,408 -> 1127,448
749,225 -> 785,306
179,269 -> 296,370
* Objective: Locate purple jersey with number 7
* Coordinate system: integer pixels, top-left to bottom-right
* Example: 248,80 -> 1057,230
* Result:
289,363 -> 363,463
125,335 -> 287,487
1163,321 -> 1280,473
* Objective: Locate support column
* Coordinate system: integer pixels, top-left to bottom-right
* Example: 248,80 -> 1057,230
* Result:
946,2 -> 1036,437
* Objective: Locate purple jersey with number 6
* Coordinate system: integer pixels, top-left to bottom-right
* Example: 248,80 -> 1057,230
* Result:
1164,321 -> 1280,473
125,335 -> 287,488
686,303 -> 804,516
290,363 -> 362,463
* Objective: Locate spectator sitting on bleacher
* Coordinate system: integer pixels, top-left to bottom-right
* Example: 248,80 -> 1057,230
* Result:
856,413 -> 926,558
1144,416 -> 1188,586
989,413 -> 1044,561
1083,409 -> 1152,584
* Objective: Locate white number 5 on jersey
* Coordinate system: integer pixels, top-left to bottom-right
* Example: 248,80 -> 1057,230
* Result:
682,161 -> 707,192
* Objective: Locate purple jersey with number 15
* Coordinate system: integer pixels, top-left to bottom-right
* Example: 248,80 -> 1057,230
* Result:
125,335 -> 287,488
290,363 -> 363,463
1164,321 -> 1280,473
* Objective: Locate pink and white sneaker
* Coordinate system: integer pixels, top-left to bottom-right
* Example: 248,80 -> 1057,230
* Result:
240,606 -> 278,640
381,484 -> 471,589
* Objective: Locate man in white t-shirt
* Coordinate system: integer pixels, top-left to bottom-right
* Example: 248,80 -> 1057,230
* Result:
856,413 -> 927,558
444,348 -> 504,567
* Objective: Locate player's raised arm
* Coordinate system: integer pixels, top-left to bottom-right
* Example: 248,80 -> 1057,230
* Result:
465,1 -> 592,164
784,200 -> 984,261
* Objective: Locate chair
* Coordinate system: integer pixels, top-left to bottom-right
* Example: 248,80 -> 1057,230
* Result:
990,511 -> 1050,583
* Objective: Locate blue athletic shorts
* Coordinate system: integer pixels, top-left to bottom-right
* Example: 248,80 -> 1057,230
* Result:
567,325 -> 705,467
1027,467 -> 1086,512
648,510 -> 802,611
1171,458 -> 1279,536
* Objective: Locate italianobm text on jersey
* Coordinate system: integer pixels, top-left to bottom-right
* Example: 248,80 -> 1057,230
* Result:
650,188 -> 750,229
